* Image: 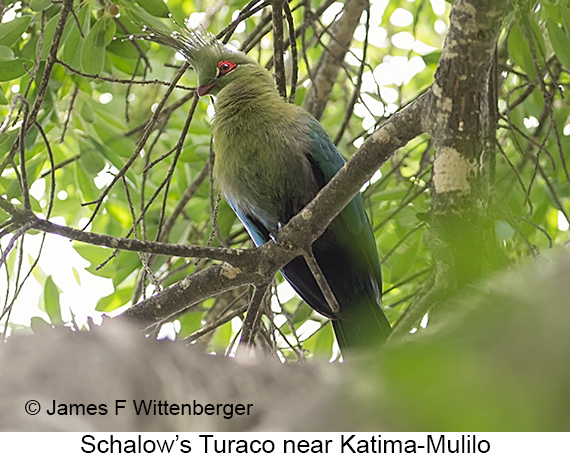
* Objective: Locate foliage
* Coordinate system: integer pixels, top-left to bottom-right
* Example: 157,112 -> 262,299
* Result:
0,0 -> 569,362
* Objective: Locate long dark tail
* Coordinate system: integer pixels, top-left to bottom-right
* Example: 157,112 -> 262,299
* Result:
331,290 -> 392,352
282,253 -> 392,354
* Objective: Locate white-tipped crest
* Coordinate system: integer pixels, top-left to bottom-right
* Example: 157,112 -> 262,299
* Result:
135,14 -> 226,67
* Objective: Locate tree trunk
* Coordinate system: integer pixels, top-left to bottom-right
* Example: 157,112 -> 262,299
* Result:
426,0 -> 510,291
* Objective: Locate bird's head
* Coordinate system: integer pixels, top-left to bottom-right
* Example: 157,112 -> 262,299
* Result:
140,23 -> 260,97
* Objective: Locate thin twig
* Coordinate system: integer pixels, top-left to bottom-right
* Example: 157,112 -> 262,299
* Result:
59,85 -> 78,143
271,0 -> 287,98
303,249 -> 340,314
238,283 -> 271,354
283,1 -> 298,103
184,303 -> 249,344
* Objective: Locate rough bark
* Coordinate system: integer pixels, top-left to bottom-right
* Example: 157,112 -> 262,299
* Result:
427,0 -> 508,213
422,0 -> 511,291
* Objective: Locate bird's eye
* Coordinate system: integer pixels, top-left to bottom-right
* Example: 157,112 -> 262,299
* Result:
217,60 -> 237,75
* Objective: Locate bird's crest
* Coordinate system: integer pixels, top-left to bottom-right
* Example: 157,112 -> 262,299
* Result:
132,15 -> 228,67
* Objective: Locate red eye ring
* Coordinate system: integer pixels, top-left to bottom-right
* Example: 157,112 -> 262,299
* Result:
217,60 -> 237,75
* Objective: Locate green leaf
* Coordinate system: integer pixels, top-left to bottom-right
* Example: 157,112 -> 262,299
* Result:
79,138 -> 106,174
111,251 -> 140,287
0,58 -> 34,82
508,23 -> 537,79
421,50 -> 441,68
135,0 -> 170,18
0,15 -> 31,47
21,155 -> 46,187
30,316 -> 52,333
372,186 -> 410,201
81,17 -> 107,74
0,45 -> 15,60
562,6 -> 570,36
92,119 -> 138,160
0,130 -> 18,158
0,86 -> 7,105
96,286 -> 133,312
30,0 -> 53,11
310,324 -> 335,357
43,276 -> 62,325
74,244 -> 109,268
72,267 -> 82,286
89,137 -> 137,184
108,52 -> 145,76
210,321 -> 233,353
105,18 -> 116,45
73,243 -> 115,278
74,160 -> 99,203
216,200 -> 238,240
78,97 -> 96,123
390,238 -> 420,283
176,312 -> 204,339
547,18 -> 570,70
31,259 -> 48,284
24,123 -> 41,151
107,38 -> 142,59
62,4 -> 90,68
121,1 -> 169,31
38,11 -> 80,60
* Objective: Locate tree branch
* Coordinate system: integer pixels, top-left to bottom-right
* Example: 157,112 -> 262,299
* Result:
0,197 -> 255,267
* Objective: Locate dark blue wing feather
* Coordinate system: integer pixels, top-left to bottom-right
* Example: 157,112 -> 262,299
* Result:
280,116 -> 390,348
302,116 -> 382,288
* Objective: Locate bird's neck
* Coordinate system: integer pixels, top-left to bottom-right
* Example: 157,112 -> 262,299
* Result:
213,68 -> 286,122
211,67 -> 298,166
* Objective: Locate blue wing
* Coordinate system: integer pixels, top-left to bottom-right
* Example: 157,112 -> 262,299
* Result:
285,116 -> 389,347
303,116 -> 382,284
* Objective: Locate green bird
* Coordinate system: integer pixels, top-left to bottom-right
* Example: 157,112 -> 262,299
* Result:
144,24 -> 392,352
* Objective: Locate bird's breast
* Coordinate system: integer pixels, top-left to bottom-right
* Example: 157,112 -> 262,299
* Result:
212,114 -> 319,224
